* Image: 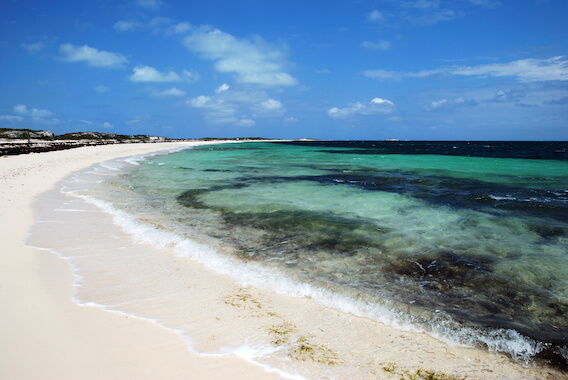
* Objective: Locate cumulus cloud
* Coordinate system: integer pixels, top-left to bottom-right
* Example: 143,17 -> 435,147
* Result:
364,57 -> 568,83
129,66 -> 189,82
152,87 -> 186,97
253,99 -> 286,117
260,99 -> 283,111
189,95 -> 214,108
328,98 -> 396,118
183,26 -> 297,87
188,85 -> 287,125
215,83 -> 230,94
59,43 -> 128,68
361,40 -> 391,51
187,92 -> 255,127
102,122 -> 113,129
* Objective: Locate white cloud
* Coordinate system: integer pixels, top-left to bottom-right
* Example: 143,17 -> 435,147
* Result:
188,83 -> 289,125
328,98 -> 395,118
129,66 -> 199,83
129,66 -> 182,82
260,99 -> 283,111
11,104 -> 59,124
94,85 -> 109,93
189,95 -> 214,108
102,122 -> 113,129
187,93 -> 254,126
253,98 -> 286,117
361,40 -> 391,51
237,72 -> 297,86
183,26 -> 297,87
59,43 -> 128,68
364,57 -> 568,83
215,83 -> 230,94
367,9 -> 386,22
424,97 -> 478,111
14,104 -> 52,118
452,56 -> 568,82
371,97 -> 395,106
426,99 -> 448,110
152,87 -> 186,97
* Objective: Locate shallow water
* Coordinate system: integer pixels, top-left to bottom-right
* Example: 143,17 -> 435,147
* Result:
111,141 -> 568,369
29,141 -> 568,372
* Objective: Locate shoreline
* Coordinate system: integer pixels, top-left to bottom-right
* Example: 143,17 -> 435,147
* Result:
1,142 -> 565,379
0,142 -> 281,380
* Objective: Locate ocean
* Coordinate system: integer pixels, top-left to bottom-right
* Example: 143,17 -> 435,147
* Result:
28,140 -> 568,373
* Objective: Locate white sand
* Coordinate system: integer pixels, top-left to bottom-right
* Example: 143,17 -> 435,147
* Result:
0,142 -> 279,379
0,142 -> 564,379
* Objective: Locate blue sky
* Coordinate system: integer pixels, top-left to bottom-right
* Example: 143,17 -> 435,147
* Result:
1,0 -> 567,140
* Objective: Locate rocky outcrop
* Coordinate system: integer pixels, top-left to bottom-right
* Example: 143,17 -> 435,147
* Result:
0,128 -> 55,139
0,128 -> 171,156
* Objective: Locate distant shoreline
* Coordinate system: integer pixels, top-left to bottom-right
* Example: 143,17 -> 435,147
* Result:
0,137 -> 282,156
0,139 -> 174,156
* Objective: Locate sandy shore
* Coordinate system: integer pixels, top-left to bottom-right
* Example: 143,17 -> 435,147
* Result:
0,142 -> 280,380
1,142 -> 565,379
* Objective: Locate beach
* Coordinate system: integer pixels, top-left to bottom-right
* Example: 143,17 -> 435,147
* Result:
1,142 -> 565,380
0,142 -> 280,379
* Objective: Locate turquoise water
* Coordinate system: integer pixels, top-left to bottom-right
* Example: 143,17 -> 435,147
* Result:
110,141 -> 568,369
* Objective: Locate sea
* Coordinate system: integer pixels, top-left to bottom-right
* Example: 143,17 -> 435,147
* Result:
28,140 -> 568,372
